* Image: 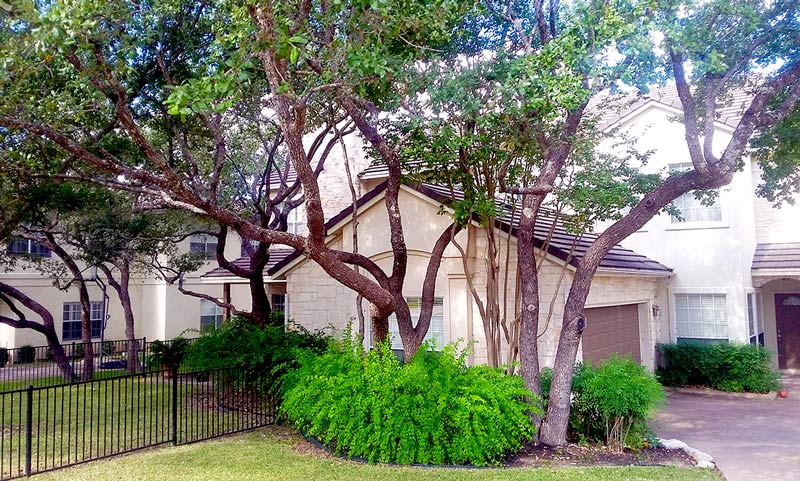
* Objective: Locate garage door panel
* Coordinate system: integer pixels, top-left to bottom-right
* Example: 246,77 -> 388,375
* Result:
582,304 -> 641,365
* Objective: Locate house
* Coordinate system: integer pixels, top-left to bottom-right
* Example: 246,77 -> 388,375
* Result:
590,88 -> 800,370
204,87 -> 800,371
3,87 -> 798,373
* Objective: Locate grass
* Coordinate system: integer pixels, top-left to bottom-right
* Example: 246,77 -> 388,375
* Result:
0,370 -> 127,392
1,372 -> 271,479
31,428 -> 723,481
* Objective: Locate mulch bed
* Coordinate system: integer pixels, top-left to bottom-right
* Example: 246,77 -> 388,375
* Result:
288,430 -> 696,469
507,442 -> 696,468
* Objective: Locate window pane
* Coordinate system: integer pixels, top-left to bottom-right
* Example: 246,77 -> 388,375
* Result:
670,190 -> 721,223
388,297 -> 445,351
271,294 -> 286,313
675,293 -> 728,342
200,299 -> 223,330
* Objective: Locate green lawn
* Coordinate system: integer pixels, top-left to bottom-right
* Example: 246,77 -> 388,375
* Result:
31,428 -> 722,481
0,369 -> 127,392
1,373 -> 271,479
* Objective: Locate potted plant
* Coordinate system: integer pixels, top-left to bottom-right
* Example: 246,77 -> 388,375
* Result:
147,337 -> 190,377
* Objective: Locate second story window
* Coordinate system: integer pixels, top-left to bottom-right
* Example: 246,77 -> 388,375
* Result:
189,234 -> 217,260
668,163 -> 722,223
286,206 -> 304,235
6,238 -> 51,258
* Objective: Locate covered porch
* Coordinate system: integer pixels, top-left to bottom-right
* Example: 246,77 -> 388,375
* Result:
752,242 -> 800,371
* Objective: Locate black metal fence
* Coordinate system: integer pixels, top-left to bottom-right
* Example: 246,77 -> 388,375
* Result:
0,338 -> 197,389
0,365 -> 275,480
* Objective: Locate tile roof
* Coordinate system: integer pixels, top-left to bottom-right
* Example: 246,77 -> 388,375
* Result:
269,181 -> 672,276
201,248 -> 296,278
752,243 -> 800,270
417,183 -> 672,273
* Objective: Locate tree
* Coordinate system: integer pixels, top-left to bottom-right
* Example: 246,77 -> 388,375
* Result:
539,0 -> 800,445
0,0 -> 468,358
395,0 -> 799,446
64,192 -> 192,373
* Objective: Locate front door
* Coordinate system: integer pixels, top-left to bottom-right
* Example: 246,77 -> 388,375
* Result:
776,294 -> 800,370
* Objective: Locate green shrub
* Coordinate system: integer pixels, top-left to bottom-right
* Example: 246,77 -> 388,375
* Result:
281,336 -> 537,466
17,345 -> 36,364
580,355 -> 664,451
269,310 -> 285,326
147,337 -> 190,369
657,342 -> 780,393
186,317 -> 329,396
0,347 -> 8,368
540,357 -> 663,451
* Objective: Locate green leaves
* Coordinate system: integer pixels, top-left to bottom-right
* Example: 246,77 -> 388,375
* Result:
281,335 -> 538,466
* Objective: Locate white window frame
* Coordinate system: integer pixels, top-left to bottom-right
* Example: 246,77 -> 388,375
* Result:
189,234 -> 217,260
387,297 -> 446,351
6,238 -> 51,257
670,289 -> 732,343
286,205 -> 304,235
665,163 -> 727,230
746,290 -> 765,346
200,299 -> 224,331
62,301 -> 104,341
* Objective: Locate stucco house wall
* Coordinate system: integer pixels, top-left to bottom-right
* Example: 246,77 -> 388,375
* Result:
0,231 -> 245,348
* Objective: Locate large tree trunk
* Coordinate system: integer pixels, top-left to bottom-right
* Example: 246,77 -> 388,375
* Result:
117,266 -> 141,373
0,282 -> 75,382
248,276 -> 273,326
539,169 -> 734,446
517,194 -> 543,419
370,304 -> 390,345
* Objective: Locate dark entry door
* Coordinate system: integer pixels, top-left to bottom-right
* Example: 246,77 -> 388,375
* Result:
776,294 -> 800,370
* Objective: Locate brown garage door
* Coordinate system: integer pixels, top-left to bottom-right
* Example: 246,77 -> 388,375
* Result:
582,304 -> 641,365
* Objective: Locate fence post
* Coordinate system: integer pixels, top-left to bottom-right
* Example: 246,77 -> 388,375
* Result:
142,337 -> 147,373
25,385 -> 33,477
70,342 -> 76,383
171,364 -> 178,446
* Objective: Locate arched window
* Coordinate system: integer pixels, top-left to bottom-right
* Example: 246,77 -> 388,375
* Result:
782,296 -> 800,307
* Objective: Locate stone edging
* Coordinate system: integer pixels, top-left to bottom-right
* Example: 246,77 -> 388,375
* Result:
667,387 -> 776,400
659,439 -> 715,469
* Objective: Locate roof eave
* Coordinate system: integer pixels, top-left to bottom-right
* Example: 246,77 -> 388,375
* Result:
595,267 -> 674,278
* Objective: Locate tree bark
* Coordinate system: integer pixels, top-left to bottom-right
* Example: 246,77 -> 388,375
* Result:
0,282 -> 75,382
517,194 -> 543,405
370,303 -> 390,346
99,263 -> 141,373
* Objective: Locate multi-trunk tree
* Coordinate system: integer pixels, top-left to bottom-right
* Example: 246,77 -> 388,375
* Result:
1,0 -> 798,447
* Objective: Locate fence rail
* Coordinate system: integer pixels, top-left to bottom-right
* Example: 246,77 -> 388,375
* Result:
0,365 -> 275,480
0,338 -> 197,389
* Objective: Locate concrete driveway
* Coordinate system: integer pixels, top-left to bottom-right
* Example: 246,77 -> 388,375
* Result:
654,375 -> 800,481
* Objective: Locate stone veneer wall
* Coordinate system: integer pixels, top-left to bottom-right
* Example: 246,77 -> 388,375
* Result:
285,238 -> 358,333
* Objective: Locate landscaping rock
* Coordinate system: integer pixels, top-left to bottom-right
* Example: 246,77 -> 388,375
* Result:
659,438 -> 715,469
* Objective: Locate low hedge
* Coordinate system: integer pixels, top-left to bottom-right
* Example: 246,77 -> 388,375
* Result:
656,342 -> 780,393
281,337 -> 537,466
